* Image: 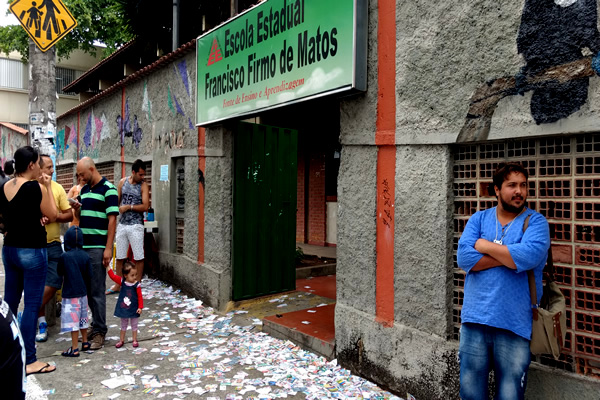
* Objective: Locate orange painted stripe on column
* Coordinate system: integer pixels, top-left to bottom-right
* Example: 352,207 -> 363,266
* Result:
375,0 -> 396,146
375,146 -> 395,326
375,0 -> 397,327
121,87 -> 126,177
197,127 -> 206,264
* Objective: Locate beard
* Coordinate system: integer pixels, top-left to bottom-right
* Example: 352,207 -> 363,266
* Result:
500,196 -> 526,214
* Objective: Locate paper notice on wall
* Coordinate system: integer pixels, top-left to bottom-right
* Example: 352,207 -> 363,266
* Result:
30,125 -> 44,141
45,122 -> 55,139
29,113 -> 43,125
160,165 -> 169,181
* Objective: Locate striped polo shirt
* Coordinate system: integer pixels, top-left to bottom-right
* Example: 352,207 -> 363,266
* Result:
79,177 -> 119,249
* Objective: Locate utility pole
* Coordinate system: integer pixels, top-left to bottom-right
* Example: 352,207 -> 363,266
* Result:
28,38 -> 57,325
10,0 -> 77,169
28,38 -> 57,173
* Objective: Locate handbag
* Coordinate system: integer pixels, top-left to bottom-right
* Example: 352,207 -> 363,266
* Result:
523,215 -> 567,360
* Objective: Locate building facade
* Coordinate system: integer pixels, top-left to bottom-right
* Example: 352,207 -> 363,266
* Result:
55,0 -> 600,398
0,49 -> 104,129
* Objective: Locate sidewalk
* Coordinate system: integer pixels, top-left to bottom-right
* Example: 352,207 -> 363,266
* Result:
0,239 -> 403,399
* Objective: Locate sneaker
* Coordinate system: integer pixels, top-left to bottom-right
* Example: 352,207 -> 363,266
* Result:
35,322 -> 48,342
89,334 -> 105,350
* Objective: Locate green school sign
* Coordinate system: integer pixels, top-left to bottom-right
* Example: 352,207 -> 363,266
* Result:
196,0 -> 367,125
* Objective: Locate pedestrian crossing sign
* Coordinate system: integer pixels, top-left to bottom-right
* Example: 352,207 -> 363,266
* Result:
10,0 -> 77,52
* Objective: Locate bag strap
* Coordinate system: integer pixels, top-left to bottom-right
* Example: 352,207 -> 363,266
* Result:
523,214 -> 554,318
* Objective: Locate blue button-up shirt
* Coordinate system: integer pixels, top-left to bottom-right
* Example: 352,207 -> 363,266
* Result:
457,207 -> 550,339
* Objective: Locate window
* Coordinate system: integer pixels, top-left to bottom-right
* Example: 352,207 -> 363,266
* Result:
0,58 -> 26,89
56,67 -> 82,95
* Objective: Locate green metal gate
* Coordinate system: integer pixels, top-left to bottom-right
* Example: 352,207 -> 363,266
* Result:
232,122 -> 298,300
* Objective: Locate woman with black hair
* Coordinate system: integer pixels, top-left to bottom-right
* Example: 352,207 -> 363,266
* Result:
0,146 -> 58,376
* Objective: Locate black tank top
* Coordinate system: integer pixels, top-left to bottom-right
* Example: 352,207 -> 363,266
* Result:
0,181 -> 46,248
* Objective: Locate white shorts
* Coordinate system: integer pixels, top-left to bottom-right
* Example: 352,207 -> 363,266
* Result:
116,224 -> 145,260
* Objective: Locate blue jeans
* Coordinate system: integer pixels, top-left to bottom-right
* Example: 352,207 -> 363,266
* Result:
459,323 -> 531,400
2,246 -> 48,365
85,248 -> 107,335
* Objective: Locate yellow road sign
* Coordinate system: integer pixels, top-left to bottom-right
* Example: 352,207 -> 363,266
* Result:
10,0 -> 77,52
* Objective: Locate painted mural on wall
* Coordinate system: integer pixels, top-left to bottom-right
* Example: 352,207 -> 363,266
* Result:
457,0 -> 600,142
0,128 -> 27,167
55,108 -> 114,162
55,123 -> 78,160
53,56 -> 195,161
117,98 -> 144,149
157,60 -> 196,154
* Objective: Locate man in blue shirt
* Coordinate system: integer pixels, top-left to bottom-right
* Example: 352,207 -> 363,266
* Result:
457,162 -> 550,400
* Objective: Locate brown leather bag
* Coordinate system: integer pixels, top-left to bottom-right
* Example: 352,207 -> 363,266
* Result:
523,215 -> 566,360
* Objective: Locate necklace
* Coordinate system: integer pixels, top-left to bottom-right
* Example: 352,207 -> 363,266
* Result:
494,208 -> 525,245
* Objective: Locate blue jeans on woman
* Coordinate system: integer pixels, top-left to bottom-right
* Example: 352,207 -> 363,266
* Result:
459,322 -> 531,400
2,246 -> 48,365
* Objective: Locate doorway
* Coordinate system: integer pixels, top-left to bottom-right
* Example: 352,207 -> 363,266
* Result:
232,122 -> 298,300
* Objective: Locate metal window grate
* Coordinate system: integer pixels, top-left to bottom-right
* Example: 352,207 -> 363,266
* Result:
143,162 -> 152,208
56,67 -> 82,95
176,218 -> 184,254
453,133 -> 600,378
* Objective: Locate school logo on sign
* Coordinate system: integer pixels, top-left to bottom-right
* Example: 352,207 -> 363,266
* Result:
10,0 -> 77,52
207,38 -> 223,66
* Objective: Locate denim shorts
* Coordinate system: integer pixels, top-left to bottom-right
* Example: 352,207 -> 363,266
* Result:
45,241 -> 64,289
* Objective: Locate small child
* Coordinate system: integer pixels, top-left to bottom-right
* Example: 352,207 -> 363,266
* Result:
107,261 -> 143,348
57,226 -> 92,356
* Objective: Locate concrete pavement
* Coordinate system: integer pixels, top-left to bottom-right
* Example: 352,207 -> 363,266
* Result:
0,237 -> 403,400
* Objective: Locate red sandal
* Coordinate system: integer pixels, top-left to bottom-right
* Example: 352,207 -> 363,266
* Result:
115,341 -> 124,348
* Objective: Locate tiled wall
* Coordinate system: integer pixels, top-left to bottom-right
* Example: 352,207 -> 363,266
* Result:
453,134 -> 600,377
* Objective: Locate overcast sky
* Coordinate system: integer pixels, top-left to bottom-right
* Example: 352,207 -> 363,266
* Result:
1,2 -> 18,26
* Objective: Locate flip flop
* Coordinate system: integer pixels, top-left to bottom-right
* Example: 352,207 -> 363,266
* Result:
26,362 -> 56,376
105,287 -> 120,295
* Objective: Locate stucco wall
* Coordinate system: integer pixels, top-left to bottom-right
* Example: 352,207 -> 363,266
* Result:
337,0 -> 600,397
336,145 -> 377,315
56,49 -> 235,310
0,126 -> 28,166
343,1 -> 600,146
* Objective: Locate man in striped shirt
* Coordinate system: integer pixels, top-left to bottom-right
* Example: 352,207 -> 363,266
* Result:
74,157 -> 119,350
